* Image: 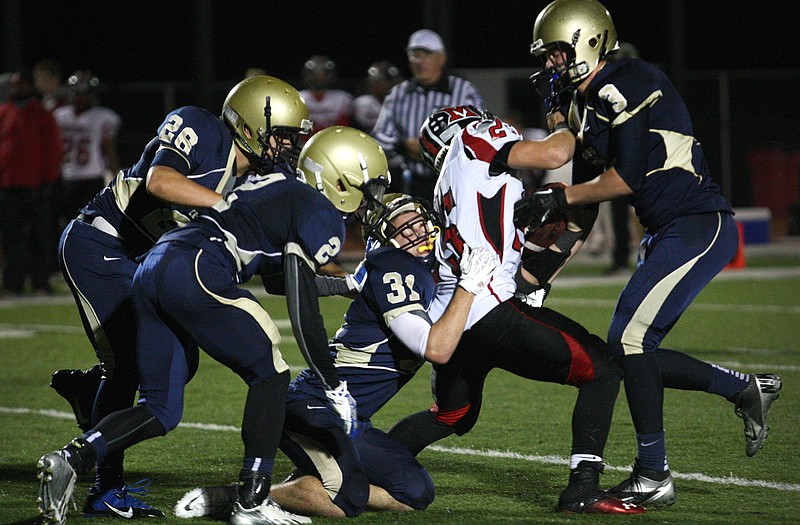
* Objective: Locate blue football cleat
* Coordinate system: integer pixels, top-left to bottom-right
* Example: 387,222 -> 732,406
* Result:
83,479 -> 165,518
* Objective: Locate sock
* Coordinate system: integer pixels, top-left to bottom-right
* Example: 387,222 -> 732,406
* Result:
708,364 -> 750,401
242,457 -> 275,477
636,430 -> 668,472
241,372 -> 289,466
570,454 -> 602,470
387,409 -> 457,456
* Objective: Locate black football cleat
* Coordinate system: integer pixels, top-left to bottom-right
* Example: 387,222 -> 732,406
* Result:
50,364 -> 103,431
558,461 -> 645,514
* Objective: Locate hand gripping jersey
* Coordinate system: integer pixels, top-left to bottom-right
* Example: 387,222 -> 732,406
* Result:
53,105 -> 121,181
81,105 -> 241,256
429,117 -> 525,328
569,57 -> 732,230
288,246 -> 433,420
159,172 -> 346,284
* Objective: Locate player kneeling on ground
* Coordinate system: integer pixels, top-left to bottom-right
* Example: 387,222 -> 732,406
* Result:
175,193 -> 499,519
35,125 -> 390,525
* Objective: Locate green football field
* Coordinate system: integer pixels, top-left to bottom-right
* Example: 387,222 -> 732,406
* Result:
1,257 -> 798,524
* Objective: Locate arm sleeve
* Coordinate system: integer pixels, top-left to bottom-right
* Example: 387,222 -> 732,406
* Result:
314,274 -> 352,297
284,252 -> 339,390
387,311 -> 433,359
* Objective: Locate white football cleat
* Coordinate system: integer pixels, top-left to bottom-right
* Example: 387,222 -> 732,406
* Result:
230,498 -> 312,525
174,484 -> 237,518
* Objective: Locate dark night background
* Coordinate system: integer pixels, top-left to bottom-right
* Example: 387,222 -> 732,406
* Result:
6,1 -> 796,82
3,1 -> 799,217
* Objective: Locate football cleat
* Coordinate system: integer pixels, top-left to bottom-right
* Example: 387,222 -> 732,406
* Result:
735,373 -> 782,457
83,479 -> 165,518
558,461 -> 645,514
50,364 -> 103,432
230,498 -> 312,525
37,450 -> 77,524
609,459 -> 675,508
174,484 -> 237,519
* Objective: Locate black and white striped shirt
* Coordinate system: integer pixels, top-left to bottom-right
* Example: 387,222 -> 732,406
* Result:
372,74 -> 483,178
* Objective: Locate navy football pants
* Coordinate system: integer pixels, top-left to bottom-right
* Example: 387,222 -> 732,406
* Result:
132,239 -> 288,432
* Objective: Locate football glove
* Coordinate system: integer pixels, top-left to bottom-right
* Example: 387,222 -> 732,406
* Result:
458,245 -> 499,295
514,282 -> 551,308
325,381 -> 358,439
513,183 -> 568,230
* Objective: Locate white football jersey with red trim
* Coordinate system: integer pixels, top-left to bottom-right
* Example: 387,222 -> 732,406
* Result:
429,117 -> 525,328
54,105 -> 121,181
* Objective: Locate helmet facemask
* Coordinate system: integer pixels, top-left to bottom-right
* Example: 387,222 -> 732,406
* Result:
259,96 -> 313,172
364,194 -> 440,257
529,45 -> 581,112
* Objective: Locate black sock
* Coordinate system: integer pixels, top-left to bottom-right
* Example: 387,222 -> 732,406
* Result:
387,410 -> 456,456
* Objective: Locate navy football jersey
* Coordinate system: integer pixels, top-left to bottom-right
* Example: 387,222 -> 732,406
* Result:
159,172 -> 346,284
288,246 -> 434,419
569,57 -> 732,230
82,105 -> 241,256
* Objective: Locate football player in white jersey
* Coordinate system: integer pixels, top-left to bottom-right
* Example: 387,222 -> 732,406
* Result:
53,71 -> 121,223
299,55 -> 354,134
388,105 -> 645,514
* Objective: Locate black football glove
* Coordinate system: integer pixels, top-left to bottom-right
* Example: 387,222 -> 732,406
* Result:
513,183 -> 568,230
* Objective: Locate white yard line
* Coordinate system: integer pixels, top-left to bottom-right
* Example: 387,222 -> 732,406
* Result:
2,406 -> 798,493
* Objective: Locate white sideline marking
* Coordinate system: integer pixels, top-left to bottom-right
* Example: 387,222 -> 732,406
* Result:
3,406 -> 798,493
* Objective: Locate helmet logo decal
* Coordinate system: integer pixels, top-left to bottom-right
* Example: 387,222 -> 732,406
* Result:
571,28 -> 581,47
303,156 -> 325,192
358,152 -> 370,184
223,106 -> 238,125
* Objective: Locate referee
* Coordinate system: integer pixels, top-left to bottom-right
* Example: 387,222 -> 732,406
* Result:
372,29 -> 483,202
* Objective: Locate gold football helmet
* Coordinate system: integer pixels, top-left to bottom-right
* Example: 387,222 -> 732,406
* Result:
221,75 -> 312,172
297,126 -> 390,220
529,0 -> 617,108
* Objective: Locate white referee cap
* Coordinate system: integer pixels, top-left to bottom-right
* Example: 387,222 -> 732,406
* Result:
406,29 -> 445,53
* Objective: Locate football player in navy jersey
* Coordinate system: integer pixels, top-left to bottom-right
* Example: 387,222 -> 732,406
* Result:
513,0 -> 782,507
46,75 -> 312,519
173,194 -> 498,519
35,123 -> 391,525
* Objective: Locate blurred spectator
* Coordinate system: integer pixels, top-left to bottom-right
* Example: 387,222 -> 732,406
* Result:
54,71 -> 121,225
33,59 -> 68,111
244,67 -> 266,79
352,60 -> 402,132
372,29 -> 483,202
299,55 -> 353,133
0,71 -> 62,295
0,72 -> 13,103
